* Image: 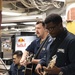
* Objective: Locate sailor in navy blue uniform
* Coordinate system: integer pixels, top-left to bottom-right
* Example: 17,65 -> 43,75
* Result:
35,14 -> 75,75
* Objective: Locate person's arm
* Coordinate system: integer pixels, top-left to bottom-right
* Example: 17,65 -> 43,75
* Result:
31,58 -> 40,64
20,50 -> 29,66
20,40 -> 37,66
35,56 -> 47,75
35,64 -> 43,75
35,59 -> 61,75
43,39 -> 75,75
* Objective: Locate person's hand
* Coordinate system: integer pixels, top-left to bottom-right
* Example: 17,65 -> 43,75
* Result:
20,56 -> 31,66
43,66 -> 61,74
35,64 -> 43,75
20,57 -> 27,66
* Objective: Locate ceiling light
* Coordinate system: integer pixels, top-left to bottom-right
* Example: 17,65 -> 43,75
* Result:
2,11 -> 22,16
1,23 -> 17,26
23,22 -> 36,25
2,14 -> 43,23
53,0 -> 65,2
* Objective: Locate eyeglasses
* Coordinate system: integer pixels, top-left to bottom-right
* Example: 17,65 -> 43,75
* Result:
46,25 -> 58,31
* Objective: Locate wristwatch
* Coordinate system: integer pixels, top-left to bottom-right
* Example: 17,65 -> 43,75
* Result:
58,71 -> 63,75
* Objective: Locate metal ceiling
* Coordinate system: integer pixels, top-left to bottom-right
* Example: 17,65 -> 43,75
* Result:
2,0 -> 74,36
2,0 -> 65,19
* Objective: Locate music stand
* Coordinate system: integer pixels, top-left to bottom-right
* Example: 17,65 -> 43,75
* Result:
0,58 -> 8,74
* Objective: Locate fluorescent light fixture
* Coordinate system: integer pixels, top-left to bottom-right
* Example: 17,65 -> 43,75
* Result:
23,22 -> 36,25
2,14 -> 43,23
2,11 -> 22,16
53,0 -> 65,2
1,23 -> 17,26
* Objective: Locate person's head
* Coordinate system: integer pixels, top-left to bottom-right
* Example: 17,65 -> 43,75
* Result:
13,50 -> 23,65
35,21 -> 48,38
44,14 -> 64,37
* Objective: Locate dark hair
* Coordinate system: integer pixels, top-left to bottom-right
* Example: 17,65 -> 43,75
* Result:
36,21 -> 45,27
13,50 -> 23,57
44,14 -> 62,25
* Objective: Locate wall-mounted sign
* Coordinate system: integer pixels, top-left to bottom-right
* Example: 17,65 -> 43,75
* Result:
15,36 -> 36,52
